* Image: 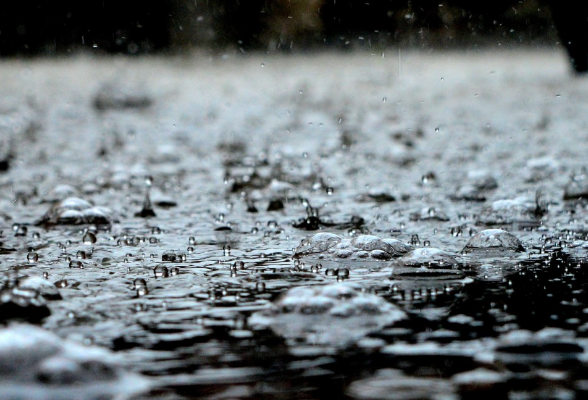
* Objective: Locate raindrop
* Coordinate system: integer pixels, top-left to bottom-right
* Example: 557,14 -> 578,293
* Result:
14,225 -> 27,237
153,265 -> 169,278
144,175 -> 153,187
133,278 -> 147,290
27,251 -> 39,263
136,191 -> 156,218
82,231 -> 97,245
337,268 -> 350,278
55,279 -> 68,288
232,261 -> 245,270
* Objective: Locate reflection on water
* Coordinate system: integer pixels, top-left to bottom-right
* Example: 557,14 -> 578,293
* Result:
1,51 -> 588,399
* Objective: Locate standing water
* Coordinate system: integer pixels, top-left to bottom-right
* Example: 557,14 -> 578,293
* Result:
1,51 -> 588,399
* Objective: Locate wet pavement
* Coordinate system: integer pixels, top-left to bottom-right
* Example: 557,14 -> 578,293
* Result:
2,49 -> 588,399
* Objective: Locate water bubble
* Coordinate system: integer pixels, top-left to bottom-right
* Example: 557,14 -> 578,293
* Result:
267,220 -> 278,228
326,187 -> 334,195
462,229 -> 525,253
170,267 -> 180,276
82,232 -> 97,245
76,250 -> 87,259
337,268 -> 350,278
69,261 -> 83,269
153,265 -> 169,278
189,236 -> 196,245
27,251 -> 39,263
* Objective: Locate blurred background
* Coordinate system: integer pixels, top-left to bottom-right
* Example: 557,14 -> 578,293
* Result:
0,0 -> 566,56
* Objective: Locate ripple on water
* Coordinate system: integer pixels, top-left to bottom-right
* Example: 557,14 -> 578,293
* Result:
346,368 -> 456,400
476,196 -> 545,226
392,248 -> 465,280
248,282 -> 406,346
0,324 -> 150,400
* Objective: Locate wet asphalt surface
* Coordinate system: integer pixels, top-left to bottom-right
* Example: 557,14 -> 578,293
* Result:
2,49 -> 588,399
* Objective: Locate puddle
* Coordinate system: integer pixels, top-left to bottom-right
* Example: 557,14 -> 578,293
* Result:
1,50 -> 588,399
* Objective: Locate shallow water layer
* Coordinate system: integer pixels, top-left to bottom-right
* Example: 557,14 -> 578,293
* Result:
2,49 -> 588,399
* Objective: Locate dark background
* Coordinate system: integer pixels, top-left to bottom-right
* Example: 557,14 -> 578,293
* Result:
0,0 -> 567,56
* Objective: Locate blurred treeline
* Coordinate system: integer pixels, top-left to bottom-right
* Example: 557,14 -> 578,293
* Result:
0,0 -> 559,55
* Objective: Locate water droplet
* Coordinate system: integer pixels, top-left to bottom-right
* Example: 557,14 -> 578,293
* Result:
223,245 -> 231,257
189,236 -> 196,245
256,282 -> 266,293
27,251 -> 39,263
232,261 -> 245,270
153,265 -> 169,278
326,187 -> 334,195
14,225 -> 27,237
76,250 -> 87,259
145,175 -> 153,187
337,268 -> 350,278
82,231 -> 97,245
55,279 -> 68,288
